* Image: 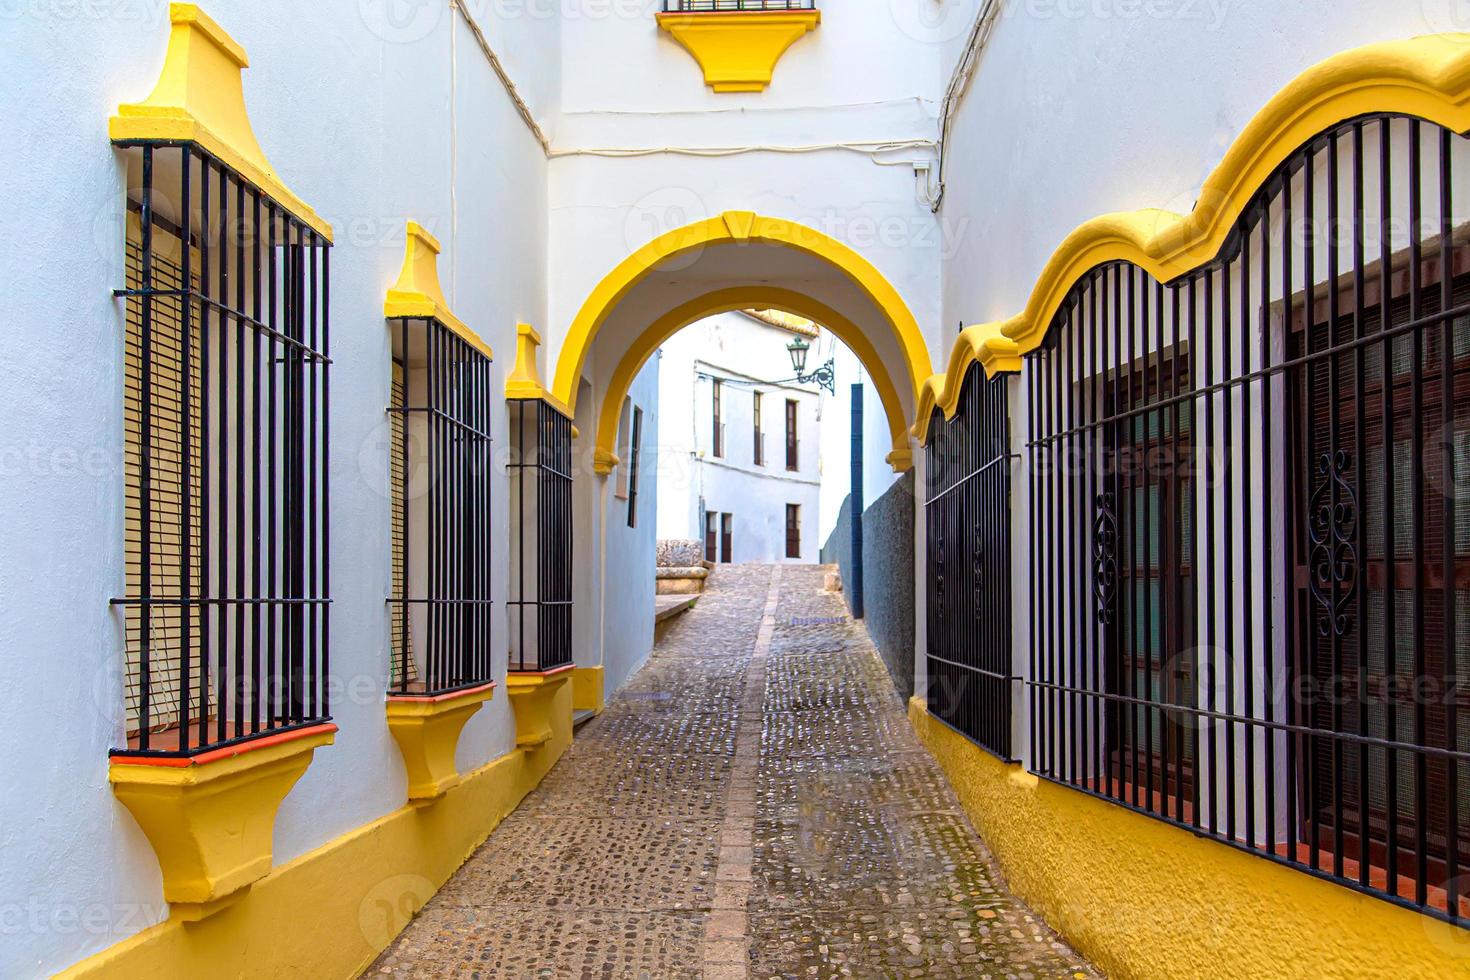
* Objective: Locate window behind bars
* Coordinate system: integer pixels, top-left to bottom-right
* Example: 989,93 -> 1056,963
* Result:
507,399 -> 574,673
114,143 -> 330,757
1024,113 -> 1470,923
925,363 -> 1014,759
387,317 -> 494,695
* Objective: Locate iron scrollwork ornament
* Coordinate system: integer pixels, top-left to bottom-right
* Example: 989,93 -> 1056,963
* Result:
1093,492 -> 1119,625
973,520 -> 984,617
1308,450 -> 1360,638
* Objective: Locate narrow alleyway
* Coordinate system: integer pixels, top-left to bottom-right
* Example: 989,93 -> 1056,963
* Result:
373,565 -> 1096,979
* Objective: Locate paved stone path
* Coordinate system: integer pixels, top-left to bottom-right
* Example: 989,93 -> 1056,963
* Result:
372,564 -> 1097,979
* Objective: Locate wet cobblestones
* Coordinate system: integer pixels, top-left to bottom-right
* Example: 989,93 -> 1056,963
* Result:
372,563 -> 1097,979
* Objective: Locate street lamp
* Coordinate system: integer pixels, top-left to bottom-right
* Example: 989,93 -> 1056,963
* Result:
782,335 -> 835,395
787,335 -> 810,374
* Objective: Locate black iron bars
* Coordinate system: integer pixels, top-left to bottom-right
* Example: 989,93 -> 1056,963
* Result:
1022,112 -> 1469,926
387,317 -> 495,696
112,140 -> 331,757
507,398 -> 574,673
924,363 -> 1016,761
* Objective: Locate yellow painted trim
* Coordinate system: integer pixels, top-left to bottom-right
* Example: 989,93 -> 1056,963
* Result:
61,734 -> 571,979
505,322 -> 575,417
571,665 -> 606,715
552,210 -> 933,419
656,10 -> 820,93
384,221 -> 493,360
914,32 -> 1470,445
110,3 -> 332,240
592,286 -> 914,473
385,684 -> 495,803
908,698 -> 1470,977
592,448 -> 621,477
107,726 -> 335,917
505,670 -> 574,750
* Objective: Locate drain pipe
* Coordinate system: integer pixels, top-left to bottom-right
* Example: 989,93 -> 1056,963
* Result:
849,381 -> 864,620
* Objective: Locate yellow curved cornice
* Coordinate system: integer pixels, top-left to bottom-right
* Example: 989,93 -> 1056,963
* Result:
553,210 -> 934,413
384,222 -> 493,361
110,4 -> 332,240
915,32 -> 1470,445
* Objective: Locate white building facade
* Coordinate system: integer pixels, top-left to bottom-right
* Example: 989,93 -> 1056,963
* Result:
5,1 -> 1464,976
656,311 -> 823,563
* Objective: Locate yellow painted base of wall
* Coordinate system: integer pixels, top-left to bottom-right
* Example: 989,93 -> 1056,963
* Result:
571,666 -> 605,715
908,698 -> 1470,978
59,716 -> 573,979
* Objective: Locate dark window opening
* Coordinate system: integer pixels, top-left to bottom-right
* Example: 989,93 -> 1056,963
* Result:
387,316 -> 494,696
508,399 -> 574,673
115,142 -> 331,758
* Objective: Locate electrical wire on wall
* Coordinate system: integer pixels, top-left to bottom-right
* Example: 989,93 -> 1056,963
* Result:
931,0 -> 1002,212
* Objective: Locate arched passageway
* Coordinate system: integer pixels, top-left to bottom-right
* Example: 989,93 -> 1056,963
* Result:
551,211 -> 935,474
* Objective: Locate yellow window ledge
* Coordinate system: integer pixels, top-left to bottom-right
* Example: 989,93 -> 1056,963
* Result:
386,683 -> 496,803
108,724 -> 336,921
657,10 -> 820,93
506,667 -> 575,750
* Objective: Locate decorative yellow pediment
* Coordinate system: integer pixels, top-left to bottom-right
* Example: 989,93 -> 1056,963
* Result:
384,221 -> 493,360
657,10 -> 820,93
506,322 -> 575,418
110,4 -> 332,240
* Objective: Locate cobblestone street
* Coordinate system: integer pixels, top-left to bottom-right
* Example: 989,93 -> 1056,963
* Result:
374,564 -> 1097,979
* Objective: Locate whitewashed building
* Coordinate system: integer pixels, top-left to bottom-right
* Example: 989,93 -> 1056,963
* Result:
5,1 -> 1465,976
655,310 -> 825,563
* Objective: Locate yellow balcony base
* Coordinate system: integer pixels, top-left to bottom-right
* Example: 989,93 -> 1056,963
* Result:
506,667 -> 574,750
571,665 -> 606,715
657,10 -> 820,93
109,724 -> 336,918
386,683 -> 496,803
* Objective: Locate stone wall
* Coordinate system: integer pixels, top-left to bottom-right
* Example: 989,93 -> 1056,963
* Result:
821,472 -> 915,701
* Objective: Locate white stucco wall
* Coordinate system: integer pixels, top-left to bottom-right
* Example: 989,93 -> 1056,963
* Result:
655,312 -> 823,563
937,0 -> 1455,350
597,358 -> 661,694
0,3 -> 562,974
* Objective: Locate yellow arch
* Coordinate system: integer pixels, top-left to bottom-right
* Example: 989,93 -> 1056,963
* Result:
552,210 -> 934,418
593,287 -> 914,475
914,32 -> 1470,444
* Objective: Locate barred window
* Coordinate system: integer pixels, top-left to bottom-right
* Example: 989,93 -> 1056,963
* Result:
115,143 -> 330,757
627,406 -> 644,529
925,364 -> 1014,759
387,316 -> 494,695
507,399 -> 574,672
785,503 -> 801,559
1025,114 -> 1469,923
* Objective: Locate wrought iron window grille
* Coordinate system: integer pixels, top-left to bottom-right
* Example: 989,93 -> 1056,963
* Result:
662,0 -> 815,11
111,141 -> 331,757
386,316 -> 495,697
507,398 -> 574,673
1023,112 -> 1470,926
924,363 -> 1016,761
